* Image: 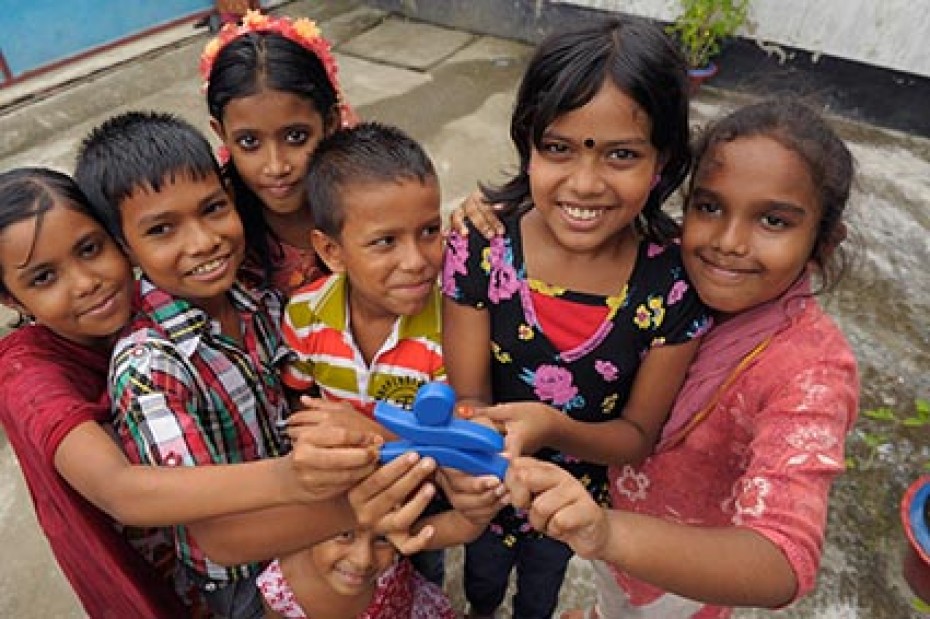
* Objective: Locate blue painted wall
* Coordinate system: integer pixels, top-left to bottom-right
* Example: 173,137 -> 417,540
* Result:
0,0 -> 212,79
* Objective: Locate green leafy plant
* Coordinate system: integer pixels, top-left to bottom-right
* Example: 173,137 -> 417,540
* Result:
846,399 -> 930,471
666,0 -> 751,70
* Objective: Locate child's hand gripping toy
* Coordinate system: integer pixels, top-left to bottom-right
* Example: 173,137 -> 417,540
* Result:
374,382 -> 509,479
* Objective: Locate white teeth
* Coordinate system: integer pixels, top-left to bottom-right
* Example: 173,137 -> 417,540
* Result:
190,258 -> 224,275
562,205 -> 600,220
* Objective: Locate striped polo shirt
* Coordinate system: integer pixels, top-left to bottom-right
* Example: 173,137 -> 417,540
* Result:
282,273 -> 444,415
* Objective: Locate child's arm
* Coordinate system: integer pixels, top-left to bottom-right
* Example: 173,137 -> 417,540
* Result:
287,395 -> 395,440
442,297 -> 494,407
405,469 -> 508,551
485,339 -> 700,466
507,457 -> 797,608
189,452 -> 439,565
55,419 -> 380,526
413,509 -> 486,551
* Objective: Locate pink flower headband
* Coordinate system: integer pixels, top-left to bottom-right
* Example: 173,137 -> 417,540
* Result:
199,10 -> 354,126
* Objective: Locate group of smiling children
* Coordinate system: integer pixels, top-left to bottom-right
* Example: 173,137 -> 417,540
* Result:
0,8 -> 859,619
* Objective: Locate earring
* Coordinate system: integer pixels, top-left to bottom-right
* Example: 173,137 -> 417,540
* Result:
11,309 -> 33,328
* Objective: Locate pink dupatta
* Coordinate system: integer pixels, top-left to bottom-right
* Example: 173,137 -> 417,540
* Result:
656,273 -> 813,451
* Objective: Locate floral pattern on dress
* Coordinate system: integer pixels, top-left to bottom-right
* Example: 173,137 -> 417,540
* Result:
595,359 -> 619,382
524,364 -> 580,408
441,211 -> 711,543
486,236 -> 521,304
258,558 -> 455,619
606,302 -> 859,615
613,465 -> 650,502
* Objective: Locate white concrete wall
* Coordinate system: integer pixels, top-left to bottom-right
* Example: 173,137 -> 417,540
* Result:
554,0 -> 930,77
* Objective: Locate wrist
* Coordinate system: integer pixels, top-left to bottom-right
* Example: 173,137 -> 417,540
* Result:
599,508 -> 629,565
545,404 -> 571,448
274,454 -> 303,505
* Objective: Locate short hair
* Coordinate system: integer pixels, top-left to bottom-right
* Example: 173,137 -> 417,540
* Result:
74,111 -> 222,243
306,122 -> 437,238
484,15 -> 690,244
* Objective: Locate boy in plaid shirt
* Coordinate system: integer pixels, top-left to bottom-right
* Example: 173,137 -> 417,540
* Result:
74,111 -> 427,619
76,110 -> 286,618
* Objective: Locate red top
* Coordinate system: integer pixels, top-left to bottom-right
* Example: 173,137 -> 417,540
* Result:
0,325 -> 184,618
530,290 -> 609,352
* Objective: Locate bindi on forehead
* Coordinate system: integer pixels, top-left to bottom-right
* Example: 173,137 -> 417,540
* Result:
583,138 -> 596,149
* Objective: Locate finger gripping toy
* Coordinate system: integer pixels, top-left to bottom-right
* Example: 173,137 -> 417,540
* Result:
375,382 -> 509,479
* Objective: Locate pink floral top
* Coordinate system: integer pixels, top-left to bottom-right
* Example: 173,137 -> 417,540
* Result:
608,298 -> 859,617
257,557 -> 455,618
441,211 -> 711,542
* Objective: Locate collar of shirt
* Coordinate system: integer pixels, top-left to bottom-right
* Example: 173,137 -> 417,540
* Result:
312,273 -> 441,342
135,276 -> 281,350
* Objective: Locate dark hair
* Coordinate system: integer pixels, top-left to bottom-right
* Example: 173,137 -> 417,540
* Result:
687,97 -> 854,290
207,32 -> 340,285
306,122 -> 437,238
74,111 -> 222,244
484,16 -> 690,244
0,167 -> 103,296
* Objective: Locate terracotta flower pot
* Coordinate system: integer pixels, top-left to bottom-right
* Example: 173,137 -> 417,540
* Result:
901,475 -> 930,603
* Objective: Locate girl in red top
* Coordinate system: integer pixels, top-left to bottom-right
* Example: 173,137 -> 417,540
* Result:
0,167 -> 184,617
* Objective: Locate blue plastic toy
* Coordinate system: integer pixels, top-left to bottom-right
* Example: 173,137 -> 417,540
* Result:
374,382 -> 509,479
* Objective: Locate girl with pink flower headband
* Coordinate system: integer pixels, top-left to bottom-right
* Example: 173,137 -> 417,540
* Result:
201,10 -> 357,297
439,16 -> 711,618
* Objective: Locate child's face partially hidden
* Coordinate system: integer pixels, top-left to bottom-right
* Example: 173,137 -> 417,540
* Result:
0,201 -> 133,349
119,172 -> 245,314
310,529 -> 396,598
528,80 -> 661,256
212,88 -> 333,218
313,177 -> 443,320
681,135 -> 822,316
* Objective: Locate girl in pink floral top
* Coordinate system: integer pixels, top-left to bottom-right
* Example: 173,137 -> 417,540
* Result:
257,527 -> 456,619
506,98 -> 859,618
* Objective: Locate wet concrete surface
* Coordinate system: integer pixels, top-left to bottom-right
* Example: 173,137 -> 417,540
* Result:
1,1 -> 929,617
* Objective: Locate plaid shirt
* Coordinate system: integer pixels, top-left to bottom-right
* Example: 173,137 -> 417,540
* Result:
109,277 -> 288,583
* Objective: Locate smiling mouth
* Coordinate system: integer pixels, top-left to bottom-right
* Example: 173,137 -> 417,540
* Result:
334,567 -> 372,586
395,280 -> 434,295
80,291 -> 119,317
559,203 -> 603,221
188,256 -> 228,276
700,255 -> 757,277
262,183 -> 297,198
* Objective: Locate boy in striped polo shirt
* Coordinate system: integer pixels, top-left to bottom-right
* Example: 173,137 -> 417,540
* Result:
282,122 -> 445,420
281,122 -> 452,586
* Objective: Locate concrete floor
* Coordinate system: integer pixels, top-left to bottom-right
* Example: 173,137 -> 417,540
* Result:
1,1 -> 929,617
